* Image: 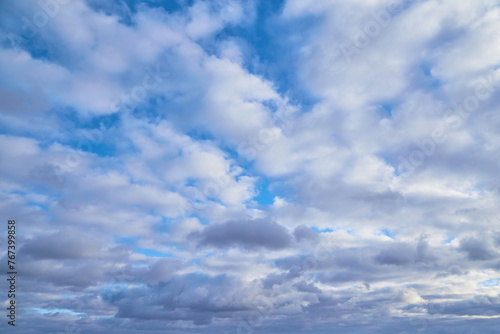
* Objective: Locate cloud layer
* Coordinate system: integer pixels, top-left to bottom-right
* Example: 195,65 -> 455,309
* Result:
1,0 -> 500,333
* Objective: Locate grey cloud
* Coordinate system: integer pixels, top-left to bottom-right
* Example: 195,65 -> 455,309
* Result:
42,260 -> 110,288
375,236 -> 435,266
293,224 -> 320,242
435,265 -> 469,278
294,280 -> 322,293
492,231 -> 500,248
458,236 -> 498,261
375,243 -> 415,265
262,266 -> 303,289
21,229 -> 103,260
195,218 -> 292,250
109,273 -> 248,326
428,296 -> 500,316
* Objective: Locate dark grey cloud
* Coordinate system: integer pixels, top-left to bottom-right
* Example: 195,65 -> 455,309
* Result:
375,236 -> 435,266
21,229 -> 103,260
428,296 -> 500,316
195,218 -> 292,250
294,280 -> 322,293
108,273 -> 248,326
435,264 -> 470,278
459,236 -> 498,261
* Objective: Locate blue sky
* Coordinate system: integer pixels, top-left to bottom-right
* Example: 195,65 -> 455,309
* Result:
1,0 -> 500,333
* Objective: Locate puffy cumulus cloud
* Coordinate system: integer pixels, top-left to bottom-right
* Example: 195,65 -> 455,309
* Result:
1,0 -> 500,333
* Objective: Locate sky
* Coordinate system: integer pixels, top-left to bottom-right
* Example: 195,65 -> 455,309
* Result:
1,0 -> 500,333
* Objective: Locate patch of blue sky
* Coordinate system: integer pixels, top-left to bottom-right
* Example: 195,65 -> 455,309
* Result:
478,279 -> 500,288
380,229 -> 394,238
213,0 -> 320,111
373,100 -> 401,120
85,0 -> 194,27
253,179 -> 275,206
311,226 -> 334,233
418,61 -> 443,89
27,202 -> 49,211
186,128 -> 218,143
18,199 -> 48,211
134,248 -> 173,258
147,209 -> 172,220
115,236 -> 140,246
38,108 -> 120,156
59,136 -> 116,158
31,307 -> 83,316
101,286 -> 127,303
221,145 -> 255,169
380,104 -> 393,118
378,153 -> 396,168
133,0 -> 194,15
104,283 -> 129,289
7,189 -> 24,197
377,152 -> 405,177
5,33 -> 53,62
184,178 -> 197,188
87,113 -> 121,130
129,95 -> 169,120
445,237 -> 455,244
152,221 -> 172,234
